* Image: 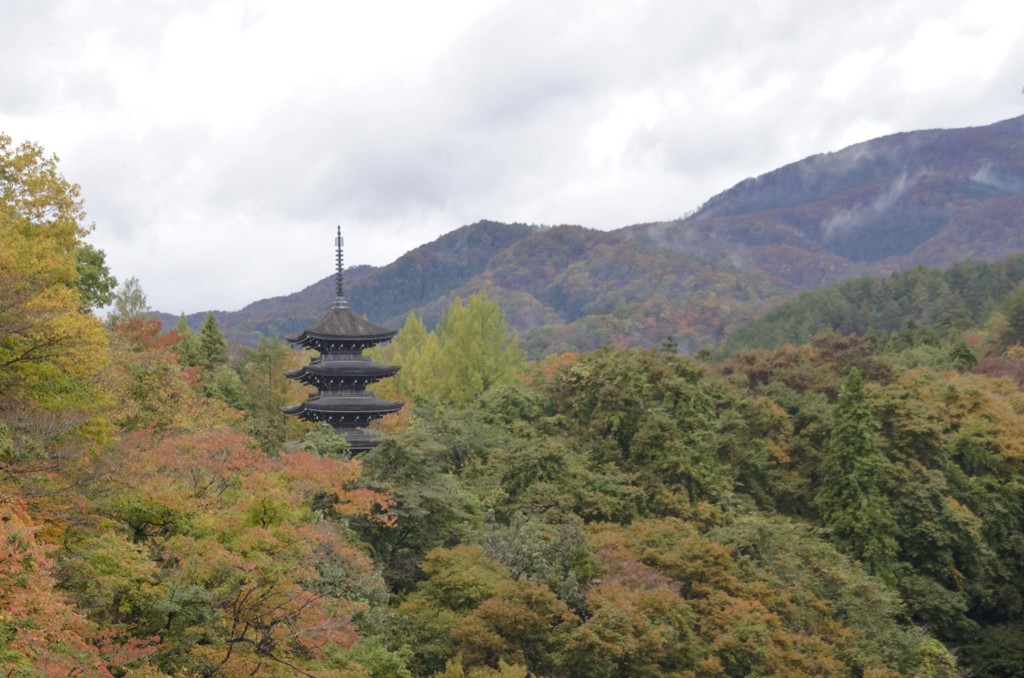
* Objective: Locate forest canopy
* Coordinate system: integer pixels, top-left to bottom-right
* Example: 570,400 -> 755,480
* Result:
2,135 -> 1023,677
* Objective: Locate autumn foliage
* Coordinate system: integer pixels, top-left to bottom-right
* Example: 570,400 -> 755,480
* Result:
4,131 -> 1024,677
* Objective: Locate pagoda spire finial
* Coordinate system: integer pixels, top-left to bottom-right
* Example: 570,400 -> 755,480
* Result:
332,226 -> 349,309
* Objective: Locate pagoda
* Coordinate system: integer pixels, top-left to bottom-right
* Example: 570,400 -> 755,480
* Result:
282,228 -> 402,452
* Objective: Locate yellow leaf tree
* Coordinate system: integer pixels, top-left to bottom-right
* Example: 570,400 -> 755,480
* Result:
0,134 -> 109,411
0,134 -> 111,517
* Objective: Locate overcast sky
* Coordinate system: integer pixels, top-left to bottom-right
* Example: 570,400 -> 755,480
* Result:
2,0 -> 1022,314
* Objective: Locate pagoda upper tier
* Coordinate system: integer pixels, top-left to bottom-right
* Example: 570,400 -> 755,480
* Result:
285,306 -> 398,353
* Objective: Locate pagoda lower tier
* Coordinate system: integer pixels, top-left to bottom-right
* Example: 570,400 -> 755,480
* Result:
284,356 -> 403,452
282,391 -> 403,429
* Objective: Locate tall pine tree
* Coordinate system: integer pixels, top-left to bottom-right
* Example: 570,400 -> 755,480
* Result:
172,314 -> 203,367
198,313 -> 228,371
815,368 -> 898,578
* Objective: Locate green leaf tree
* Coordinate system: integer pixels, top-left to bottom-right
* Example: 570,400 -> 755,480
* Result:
303,420 -> 350,457
74,242 -> 117,312
106,276 -> 150,328
422,290 -> 524,407
373,292 -> 523,408
0,133 -> 109,423
370,311 -> 429,400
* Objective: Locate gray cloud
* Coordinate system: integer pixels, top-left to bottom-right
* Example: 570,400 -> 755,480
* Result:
2,0 -> 1020,313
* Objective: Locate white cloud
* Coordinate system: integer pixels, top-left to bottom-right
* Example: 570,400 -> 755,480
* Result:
822,48 -> 885,100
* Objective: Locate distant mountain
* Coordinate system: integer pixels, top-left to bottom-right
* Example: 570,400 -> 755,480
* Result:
158,220 -> 538,345
159,115 -> 1024,356
622,115 -> 1024,288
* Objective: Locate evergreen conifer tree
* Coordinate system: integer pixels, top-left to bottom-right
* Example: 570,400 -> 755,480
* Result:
172,314 -> 203,367
239,337 -> 291,452
815,368 -> 898,578
198,313 -> 228,370
998,282 -> 1024,349
948,338 -> 977,373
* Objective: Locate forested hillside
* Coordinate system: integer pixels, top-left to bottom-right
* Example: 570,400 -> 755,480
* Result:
408,225 -> 788,355
5,126 -> 1024,676
167,115 -> 1024,357
723,255 -> 1024,353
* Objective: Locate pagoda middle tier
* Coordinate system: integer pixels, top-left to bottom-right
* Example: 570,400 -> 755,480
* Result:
284,355 -> 400,391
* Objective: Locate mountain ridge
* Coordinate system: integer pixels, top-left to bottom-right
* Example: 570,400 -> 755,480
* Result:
622,115 -> 1024,284
159,114 -> 1024,355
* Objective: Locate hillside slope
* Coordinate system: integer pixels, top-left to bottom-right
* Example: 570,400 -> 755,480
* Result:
390,225 -> 791,355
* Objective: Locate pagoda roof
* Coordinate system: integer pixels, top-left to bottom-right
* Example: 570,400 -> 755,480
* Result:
284,360 -> 400,380
286,307 -> 397,344
282,394 -> 403,417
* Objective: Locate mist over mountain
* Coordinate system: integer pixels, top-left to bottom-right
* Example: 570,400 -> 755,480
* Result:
160,115 -> 1024,355
624,115 -> 1024,285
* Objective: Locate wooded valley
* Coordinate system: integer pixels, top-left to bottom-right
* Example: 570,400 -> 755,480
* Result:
3,126 -> 1024,676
